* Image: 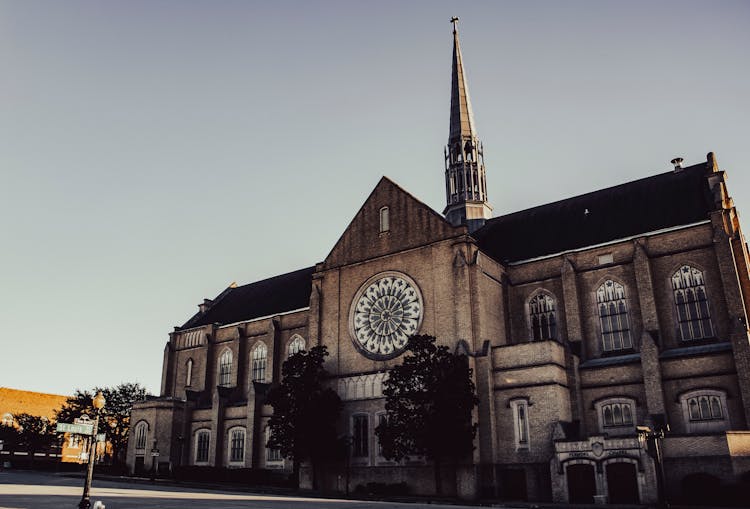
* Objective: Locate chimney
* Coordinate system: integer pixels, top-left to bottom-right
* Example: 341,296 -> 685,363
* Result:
198,298 -> 213,314
671,157 -> 684,172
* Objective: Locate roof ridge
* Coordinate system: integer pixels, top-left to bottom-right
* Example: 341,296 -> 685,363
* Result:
179,266 -> 315,330
473,160 -> 714,263
381,175 -> 457,228
231,265 -> 315,291
484,163 -> 706,225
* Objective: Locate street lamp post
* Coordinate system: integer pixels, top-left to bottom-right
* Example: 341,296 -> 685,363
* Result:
150,439 -> 158,482
78,391 -> 105,509
637,425 -> 669,509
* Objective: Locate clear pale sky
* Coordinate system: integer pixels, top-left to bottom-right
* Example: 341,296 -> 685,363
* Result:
1,1 -> 748,396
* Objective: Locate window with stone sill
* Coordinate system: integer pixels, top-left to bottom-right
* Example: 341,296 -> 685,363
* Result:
228,427 -> 245,464
251,343 -> 267,383
265,427 -> 283,463
288,334 -> 305,358
594,398 -> 635,435
528,292 -> 558,341
352,414 -> 369,458
194,430 -> 210,464
672,265 -> 714,341
376,412 -> 387,457
379,206 -> 390,234
680,389 -> 729,434
509,399 -> 530,450
134,421 -> 148,450
218,349 -> 232,387
596,279 -> 633,352
186,358 -> 193,386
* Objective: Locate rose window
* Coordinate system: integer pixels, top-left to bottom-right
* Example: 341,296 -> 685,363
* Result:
349,273 -> 423,360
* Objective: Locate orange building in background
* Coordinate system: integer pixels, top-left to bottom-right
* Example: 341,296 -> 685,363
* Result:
0,387 -> 67,423
0,386 -> 97,464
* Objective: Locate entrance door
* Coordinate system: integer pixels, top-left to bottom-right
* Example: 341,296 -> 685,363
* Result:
501,468 -> 528,501
606,462 -> 639,504
134,456 -> 145,475
567,463 -> 596,503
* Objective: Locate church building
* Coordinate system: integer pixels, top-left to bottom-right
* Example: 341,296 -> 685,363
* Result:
127,21 -> 750,504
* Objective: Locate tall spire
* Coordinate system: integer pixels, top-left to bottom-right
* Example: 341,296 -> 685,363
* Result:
449,17 -> 476,142
443,17 -> 492,232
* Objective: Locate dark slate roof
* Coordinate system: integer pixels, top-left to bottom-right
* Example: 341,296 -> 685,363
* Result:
474,162 -> 715,263
180,266 -> 315,329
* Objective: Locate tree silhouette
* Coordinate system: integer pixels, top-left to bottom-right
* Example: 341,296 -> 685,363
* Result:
375,335 -> 478,495
56,382 -> 149,464
15,413 -> 57,466
265,345 -> 342,489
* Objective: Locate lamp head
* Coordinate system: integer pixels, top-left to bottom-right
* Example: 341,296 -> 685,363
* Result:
93,391 -> 106,411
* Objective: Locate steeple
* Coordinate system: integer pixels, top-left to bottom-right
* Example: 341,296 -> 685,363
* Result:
443,17 -> 492,232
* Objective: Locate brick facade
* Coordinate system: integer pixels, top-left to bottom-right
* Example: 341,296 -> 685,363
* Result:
127,155 -> 750,504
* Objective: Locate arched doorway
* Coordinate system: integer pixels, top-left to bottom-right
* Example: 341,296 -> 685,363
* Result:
567,463 -> 596,503
606,461 -> 639,504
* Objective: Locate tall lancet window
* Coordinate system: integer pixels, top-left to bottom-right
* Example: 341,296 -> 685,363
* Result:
529,292 -> 557,341
288,335 -> 305,358
251,343 -> 267,383
218,350 -> 232,386
596,280 -> 632,352
379,206 -> 389,233
186,358 -> 193,386
672,265 -> 714,340
510,399 -> 530,450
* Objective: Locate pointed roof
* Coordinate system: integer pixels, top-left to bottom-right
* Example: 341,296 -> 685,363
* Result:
449,18 -> 477,142
179,266 -> 315,329
323,176 -> 461,269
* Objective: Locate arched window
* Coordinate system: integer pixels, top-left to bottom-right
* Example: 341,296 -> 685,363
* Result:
251,343 -> 268,383
687,395 -> 723,420
265,426 -> 282,463
218,350 -> 232,387
228,427 -> 245,464
288,335 -> 305,358
509,399 -> 530,450
376,412 -> 387,457
186,358 -> 193,386
595,398 -> 635,435
134,421 -> 148,450
672,265 -> 714,341
680,389 -> 728,433
529,292 -> 557,341
194,429 -> 210,464
379,206 -> 390,233
596,280 -> 632,352
352,414 -> 369,458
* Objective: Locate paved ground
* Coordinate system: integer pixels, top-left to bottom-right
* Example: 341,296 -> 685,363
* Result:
0,470 -> 498,509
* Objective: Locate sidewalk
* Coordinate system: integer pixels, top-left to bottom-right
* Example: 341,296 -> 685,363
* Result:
56,471 -> 734,509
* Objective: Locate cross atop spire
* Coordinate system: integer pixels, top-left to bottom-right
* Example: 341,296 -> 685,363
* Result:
451,16 -> 459,33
